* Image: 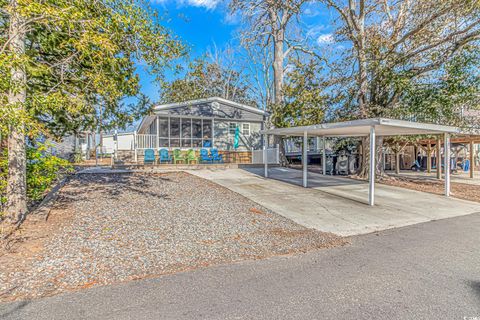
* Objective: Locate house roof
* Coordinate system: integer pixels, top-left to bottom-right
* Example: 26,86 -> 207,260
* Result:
153,97 -> 266,115
137,97 -> 266,132
260,118 -> 461,137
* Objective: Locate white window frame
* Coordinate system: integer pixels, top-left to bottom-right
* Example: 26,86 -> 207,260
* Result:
228,122 -> 237,135
241,123 -> 250,136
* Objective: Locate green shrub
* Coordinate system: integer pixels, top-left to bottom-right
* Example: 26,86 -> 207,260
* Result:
0,143 -> 74,206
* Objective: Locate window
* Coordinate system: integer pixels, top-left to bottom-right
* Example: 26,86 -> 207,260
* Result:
242,123 -> 250,136
149,116 -> 215,149
229,122 -> 237,135
203,120 -> 212,139
159,118 -> 168,137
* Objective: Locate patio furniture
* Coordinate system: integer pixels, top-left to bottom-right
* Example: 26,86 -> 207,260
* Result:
144,149 -> 155,164
463,159 -> 470,172
199,148 -> 213,163
203,140 -> 212,148
173,149 -> 186,164
159,148 -> 171,164
210,148 -> 223,163
186,149 -> 197,164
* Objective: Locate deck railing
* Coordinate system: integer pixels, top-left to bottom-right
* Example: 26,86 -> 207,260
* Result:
136,134 -> 157,149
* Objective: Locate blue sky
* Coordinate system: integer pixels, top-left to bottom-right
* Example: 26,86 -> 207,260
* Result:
136,0 -> 238,103
135,0 -> 336,104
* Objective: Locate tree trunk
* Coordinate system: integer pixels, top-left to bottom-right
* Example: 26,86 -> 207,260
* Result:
6,0 -> 28,223
356,1 -> 368,119
395,150 -> 400,174
272,28 -> 287,165
358,136 -> 384,179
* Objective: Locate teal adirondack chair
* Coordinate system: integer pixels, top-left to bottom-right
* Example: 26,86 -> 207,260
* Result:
159,148 -> 171,163
144,149 -> 155,164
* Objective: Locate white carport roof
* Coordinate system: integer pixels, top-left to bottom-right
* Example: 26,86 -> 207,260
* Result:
260,118 -> 458,207
260,118 -> 460,137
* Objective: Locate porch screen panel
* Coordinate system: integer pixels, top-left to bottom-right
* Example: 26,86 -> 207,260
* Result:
202,119 -> 212,147
181,118 -> 191,147
170,117 -> 180,147
192,119 -> 202,148
159,117 -> 169,147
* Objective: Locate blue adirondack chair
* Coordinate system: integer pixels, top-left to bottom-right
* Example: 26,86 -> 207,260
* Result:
199,148 -> 213,163
463,159 -> 470,172
144,149 -> 155,164
210,148 -> 223,163
159,148 -> 171,164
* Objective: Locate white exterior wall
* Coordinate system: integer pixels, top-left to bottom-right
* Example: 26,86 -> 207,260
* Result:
103,133 -> 134,152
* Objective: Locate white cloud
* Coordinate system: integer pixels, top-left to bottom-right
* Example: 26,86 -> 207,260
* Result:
317,33 -> 334,45
184,0 -> 221,9
306,24 -> 328,38
152,0 -> 221,10
223,11 -> 240,25
304,7 -> 320,17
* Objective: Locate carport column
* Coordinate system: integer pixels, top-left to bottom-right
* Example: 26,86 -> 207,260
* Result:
303,131 -> 308,188
470,140 -> 474,179
322,136 -> 326,176
444,133 -> 451,197
369,126 -> 376,206
436,137 -> 442,180
263,134 -> 268,178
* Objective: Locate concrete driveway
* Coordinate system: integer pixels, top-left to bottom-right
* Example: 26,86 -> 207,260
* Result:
190,167 -> 480,236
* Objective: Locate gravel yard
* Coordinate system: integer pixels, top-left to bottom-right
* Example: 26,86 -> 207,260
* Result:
0,172 -> 344,302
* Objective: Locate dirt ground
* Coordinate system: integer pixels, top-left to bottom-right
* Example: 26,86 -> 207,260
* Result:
0,172 -> 345,302
378,176 -> 480,203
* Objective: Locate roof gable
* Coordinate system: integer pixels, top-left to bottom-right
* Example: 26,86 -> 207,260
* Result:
153,97 -> 266,115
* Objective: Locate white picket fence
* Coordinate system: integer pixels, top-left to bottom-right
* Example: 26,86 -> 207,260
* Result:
252,146 -> 279,164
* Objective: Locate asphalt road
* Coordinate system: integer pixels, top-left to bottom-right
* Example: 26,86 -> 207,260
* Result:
2,212 -> 480,320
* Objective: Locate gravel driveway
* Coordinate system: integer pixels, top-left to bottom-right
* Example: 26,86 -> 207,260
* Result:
0,172 -> 344,301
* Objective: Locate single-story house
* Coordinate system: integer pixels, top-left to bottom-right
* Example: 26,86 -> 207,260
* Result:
136,97 -> 267,151
101,97 -> 270,163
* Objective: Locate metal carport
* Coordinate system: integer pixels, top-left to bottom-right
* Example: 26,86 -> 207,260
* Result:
260,118 -> 461,206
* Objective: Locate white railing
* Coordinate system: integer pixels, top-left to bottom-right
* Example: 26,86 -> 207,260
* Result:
252,146 -> 279,164
136,134 -> 157,149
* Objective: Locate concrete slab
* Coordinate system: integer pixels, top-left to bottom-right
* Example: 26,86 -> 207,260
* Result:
189,167 -> 480,236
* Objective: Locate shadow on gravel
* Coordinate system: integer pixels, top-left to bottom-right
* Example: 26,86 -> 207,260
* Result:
56,173 -> 172,207
0,300 -> 29,318
468,280 -> 480,301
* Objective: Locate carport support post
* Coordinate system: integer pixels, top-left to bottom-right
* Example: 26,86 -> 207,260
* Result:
369,126 -> 376,206
470,140 -> 474,179
263,134 -> 268,178
322,136 -> 326,176
436,138 -> 442,180
303,131 -> 308,188
444,133 -> 451,197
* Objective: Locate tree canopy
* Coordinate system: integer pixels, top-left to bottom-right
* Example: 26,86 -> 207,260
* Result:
1,0 -> 185,220
160,56 -> 253,105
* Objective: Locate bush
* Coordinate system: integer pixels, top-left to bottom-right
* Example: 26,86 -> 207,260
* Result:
0,143 -> 74,206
